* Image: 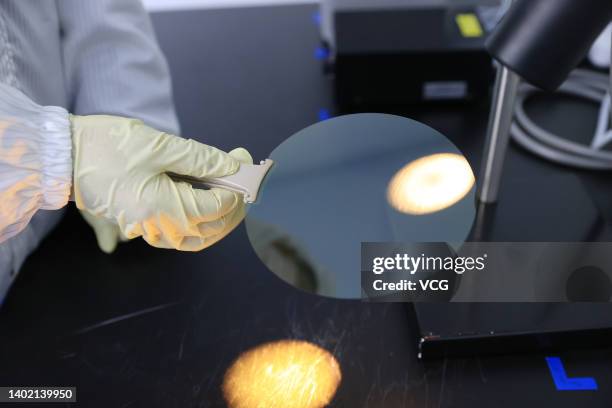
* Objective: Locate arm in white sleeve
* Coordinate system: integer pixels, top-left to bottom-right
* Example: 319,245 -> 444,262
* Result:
57,0 -> 180,134
55,0 -> 180,253
0,83 -> 72,244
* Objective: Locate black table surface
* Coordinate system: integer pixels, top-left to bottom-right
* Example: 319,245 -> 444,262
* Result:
2,4 -> 612,407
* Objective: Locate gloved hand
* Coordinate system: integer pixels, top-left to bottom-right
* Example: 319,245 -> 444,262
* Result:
79,210 -> 126,254
72,115 -> 252,251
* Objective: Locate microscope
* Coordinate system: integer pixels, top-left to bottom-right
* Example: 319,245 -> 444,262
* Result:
416,0 -> 612,359
478,0 -> 612,203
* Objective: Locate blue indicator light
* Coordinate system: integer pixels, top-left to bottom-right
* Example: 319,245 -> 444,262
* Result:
314,46 -> 329,60
318,109 -> 332,121
312,11 -> 321,25
545,357 -> 598,391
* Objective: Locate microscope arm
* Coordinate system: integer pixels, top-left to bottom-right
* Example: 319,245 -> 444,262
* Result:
478,0 -> 612,203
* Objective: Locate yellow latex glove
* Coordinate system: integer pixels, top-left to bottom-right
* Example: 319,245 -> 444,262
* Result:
72,115 -> 252,251
79,210 -> 127,254
79,147 -> 252,253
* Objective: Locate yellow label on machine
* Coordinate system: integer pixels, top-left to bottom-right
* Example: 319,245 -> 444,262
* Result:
455,13 -> 483,38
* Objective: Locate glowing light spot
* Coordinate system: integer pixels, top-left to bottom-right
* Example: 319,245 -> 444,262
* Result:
387,153 -> 474,215
222,340 -> 341,408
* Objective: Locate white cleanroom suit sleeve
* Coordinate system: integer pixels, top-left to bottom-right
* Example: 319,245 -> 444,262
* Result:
57,0 -> 180,134
55,0 -> 181,253
0,83 -> 72,244
0,0 -> 181,303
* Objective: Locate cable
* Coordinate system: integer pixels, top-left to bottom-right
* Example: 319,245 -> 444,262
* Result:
510,68 -> 612,170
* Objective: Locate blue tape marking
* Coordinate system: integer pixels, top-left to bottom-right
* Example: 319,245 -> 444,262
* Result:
318,109 -> 332,121
312,11 -> 321,25
314,46 -> 329,60
545,357 -> 598,391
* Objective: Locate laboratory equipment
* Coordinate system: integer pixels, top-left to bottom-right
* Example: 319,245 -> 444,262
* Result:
416,0 -> 612,359
478,0 -> 612,203
320,0 -> 504,109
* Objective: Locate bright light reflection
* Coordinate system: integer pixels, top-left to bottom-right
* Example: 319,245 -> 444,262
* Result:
222,340 -> 341,408
387,153 -> 474,215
